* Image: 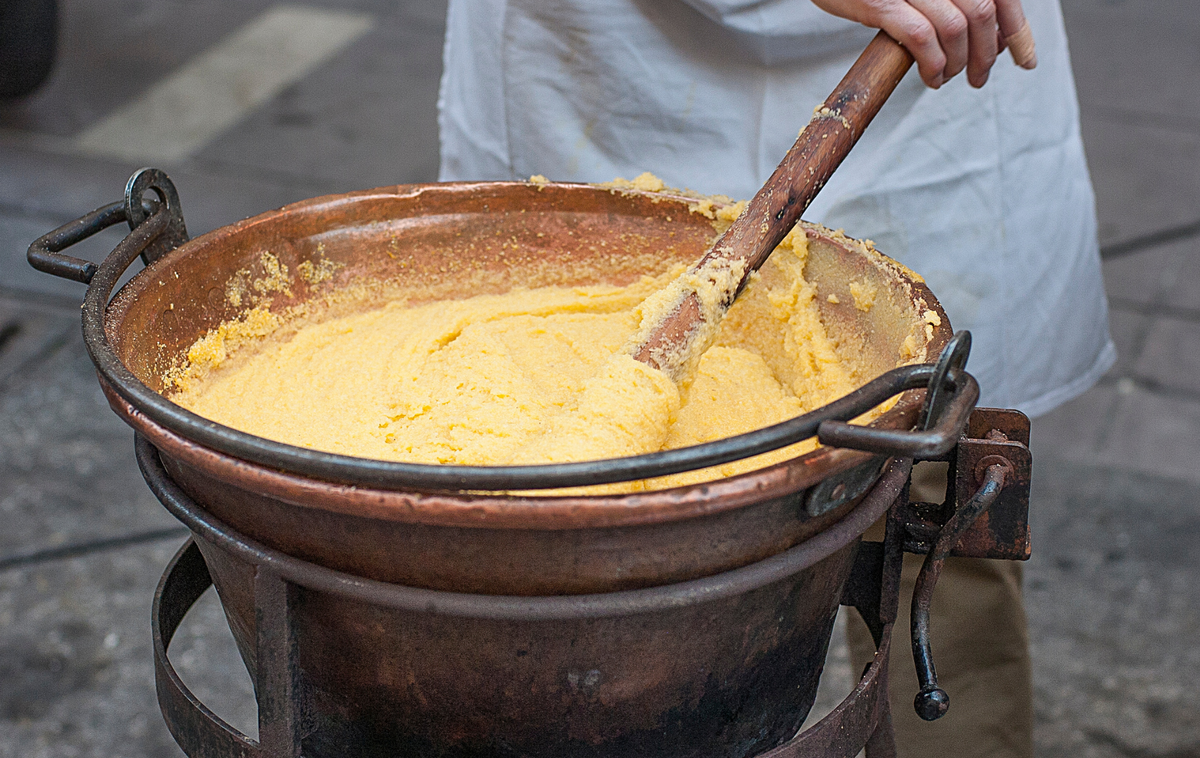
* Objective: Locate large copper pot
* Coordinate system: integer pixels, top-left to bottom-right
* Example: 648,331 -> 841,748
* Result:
72,172 -> 950,594
29,169 -> 968,758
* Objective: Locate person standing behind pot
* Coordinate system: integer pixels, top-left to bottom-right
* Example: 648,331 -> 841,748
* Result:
438,0 -> 1113,755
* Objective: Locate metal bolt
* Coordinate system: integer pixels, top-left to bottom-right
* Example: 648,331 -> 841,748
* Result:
973,455 -> 1013,486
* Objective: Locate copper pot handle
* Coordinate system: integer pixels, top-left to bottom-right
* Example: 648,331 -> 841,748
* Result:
27,167 -> 188,285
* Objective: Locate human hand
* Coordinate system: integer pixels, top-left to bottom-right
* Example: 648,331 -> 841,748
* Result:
810,0 -> 1037,89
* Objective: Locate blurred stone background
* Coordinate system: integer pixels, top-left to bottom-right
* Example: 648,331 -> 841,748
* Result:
0,1 -> 1197,756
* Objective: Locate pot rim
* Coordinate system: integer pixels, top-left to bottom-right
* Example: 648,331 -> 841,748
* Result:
92,181 -> 948,496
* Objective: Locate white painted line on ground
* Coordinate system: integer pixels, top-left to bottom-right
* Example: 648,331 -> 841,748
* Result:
74,5 -> 373,163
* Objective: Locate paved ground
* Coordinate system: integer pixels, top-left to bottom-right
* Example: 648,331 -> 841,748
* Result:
0,1 -> 1197,756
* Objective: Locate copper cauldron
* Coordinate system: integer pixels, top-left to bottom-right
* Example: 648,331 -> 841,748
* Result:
28,168 -> 978,758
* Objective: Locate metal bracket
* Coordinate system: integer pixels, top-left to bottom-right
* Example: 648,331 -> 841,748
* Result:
888,406 -> 1033,722
902,407 -> 1032,560
806,455 -> 888,517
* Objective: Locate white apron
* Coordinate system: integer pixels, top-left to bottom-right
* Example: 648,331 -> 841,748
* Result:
437,0 -> 1114,416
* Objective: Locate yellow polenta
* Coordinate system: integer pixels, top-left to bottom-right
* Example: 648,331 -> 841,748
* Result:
170,224 -> 866,491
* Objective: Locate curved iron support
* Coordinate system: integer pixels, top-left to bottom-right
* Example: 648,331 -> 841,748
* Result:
154,535 -> 260,758
908,460 -> 1012,720
137,435 -> 912,620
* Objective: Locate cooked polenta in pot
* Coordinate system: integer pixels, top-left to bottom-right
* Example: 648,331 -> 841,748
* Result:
167,184 -> 921,492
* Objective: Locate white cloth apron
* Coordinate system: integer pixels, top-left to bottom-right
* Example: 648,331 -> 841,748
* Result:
437,0 -> 1114,416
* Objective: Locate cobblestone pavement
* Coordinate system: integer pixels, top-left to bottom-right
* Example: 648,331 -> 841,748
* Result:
1,1 -> 1197,756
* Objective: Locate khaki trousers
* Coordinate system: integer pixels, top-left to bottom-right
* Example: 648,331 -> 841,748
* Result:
845,464 -> 1033,758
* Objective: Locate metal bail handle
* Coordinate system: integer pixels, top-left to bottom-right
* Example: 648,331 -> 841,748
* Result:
24,168 -> 976,492
26,167 -> 188,284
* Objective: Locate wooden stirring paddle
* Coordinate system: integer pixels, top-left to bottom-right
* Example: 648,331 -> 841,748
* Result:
629,31 -> 914,383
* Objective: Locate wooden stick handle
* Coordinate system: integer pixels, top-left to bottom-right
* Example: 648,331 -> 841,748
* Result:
631,32 -> 914,377
708,31 -> 914,277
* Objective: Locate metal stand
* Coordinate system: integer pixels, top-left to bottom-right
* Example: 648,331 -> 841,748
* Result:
154,535 -> 904,758
150,467 -> 915,758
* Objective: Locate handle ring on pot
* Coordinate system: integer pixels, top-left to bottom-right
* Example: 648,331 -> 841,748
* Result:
27,167 -> 188,284
124,167 -> 188,265
919,330 -> 971,432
